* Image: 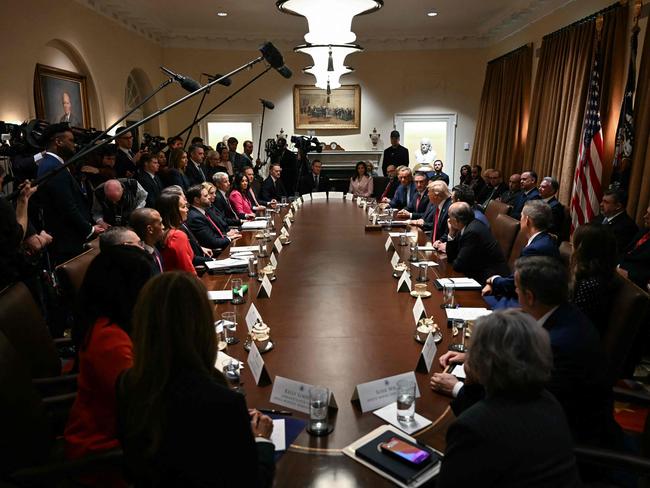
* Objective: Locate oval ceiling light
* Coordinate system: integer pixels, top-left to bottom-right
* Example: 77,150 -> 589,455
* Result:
277,0 -> 383,45
295,44 -> 362,89
427,11 -> 438,17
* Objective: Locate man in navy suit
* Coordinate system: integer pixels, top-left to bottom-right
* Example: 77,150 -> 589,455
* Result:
428,159 -> 450,185
483,200 -> 560,302
35,123 -> 104,264
260,163 -> 288,204
185,145 -> 208,186
186,185 -> 240,254
539,176 -> 565,239
212,172 -> 242,227
618,205 -> 650,289
136,153 -> 163,208
509,170 -> 541,220
408,180 -> 452,243
592,188 -> 639,255
397,172 -> 429,218
383,166 -> 416,210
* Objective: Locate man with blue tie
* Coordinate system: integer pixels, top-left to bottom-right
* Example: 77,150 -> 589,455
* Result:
509,170 -> 541,220
382,166 -> 416,210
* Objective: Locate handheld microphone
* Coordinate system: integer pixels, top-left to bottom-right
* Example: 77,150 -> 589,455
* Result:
260,99 -> 275,110
259,42 -> 293,79
160,66 -> 202,92
202,73 -> 232,87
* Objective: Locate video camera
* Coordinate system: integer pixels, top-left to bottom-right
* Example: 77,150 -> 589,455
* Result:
140,133 -> 166,154
290,135 -> 322,154
0,119 -> 48,157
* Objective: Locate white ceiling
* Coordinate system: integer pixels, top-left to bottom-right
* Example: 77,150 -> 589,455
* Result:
76,0 -> 575,50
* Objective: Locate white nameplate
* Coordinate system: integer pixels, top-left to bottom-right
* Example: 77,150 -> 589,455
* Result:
390,251 -> 400,268
329,191 -> 344,199
270,252 -> 278,268
280,226 -> 289,237
247,342 -> 270,386
257,274 -> 272,298
416,332 -> 438,373
385,236 -> 394,252
274,237 -> 283,254
284,216 -> 292,229
311,191 -> 327,200
397,270 -> 412,293
291,201 -> 298,211
288,209 -> 294,219
270,376 -> 338,414
245,303 -> 263,331
351,372 -> 421,413
412,296 -> 426,325
207,290 -> 233,301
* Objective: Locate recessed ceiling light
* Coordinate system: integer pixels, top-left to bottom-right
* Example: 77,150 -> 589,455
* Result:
217,11 -> 228,17
427,11 -> 438,17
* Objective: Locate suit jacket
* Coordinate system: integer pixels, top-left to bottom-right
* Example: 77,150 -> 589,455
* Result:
592,212 -> 639,256
185,160 -> 207,187
510,188 -> 541,220
260,176 -> 287,204
300,172 -> 331,195
36,154 -> 93,262
136,170 -> 163,208
477,182 -> 507,206
381,144 -> 409,176
186,207 -> 230,251
161,228 -> 196,274
163,169 -> 190,193
214,191 -> 240,226
546,197 -> 566,238
115,149 -> 137,178
407,191 -> 430,215
389,182 -> 416,210
439,390 -> 580,488
427,171 -> 450,185
180,223 -> 213,266
445,219 -> 510,284
228,190 -> 253,216
492,232 -> 560,297
378,177 -> 399,200
206,205 -> 230,234
620,229 -> 650,289
422,197 -> 452,241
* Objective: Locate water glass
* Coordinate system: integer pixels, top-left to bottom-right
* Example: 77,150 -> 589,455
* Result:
231,278 -> 245,305
222,358 -> 241,391
449,319 -> 468,353
215,322 -> 227,351
409,243 -> 419,262
281,196 -> 288,205
221,311 -> 238,344
308,386 -> 330,435
417,263 -> 428,282
399,233 -> 407,246
396,379 -> 416,423
248,257 -> 257,277
442,283 -> 455,308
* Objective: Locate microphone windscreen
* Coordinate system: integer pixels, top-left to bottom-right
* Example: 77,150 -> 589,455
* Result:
260,99 -> 275,110
181,78 -> 202,92
277,66 -> 292,79
260,42 -> 284,69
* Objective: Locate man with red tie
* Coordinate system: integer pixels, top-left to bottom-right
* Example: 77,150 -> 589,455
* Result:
618,205 -> 650,289
407,180 -> 452,245
397,172 -> 430,219
186,185 -> 240,253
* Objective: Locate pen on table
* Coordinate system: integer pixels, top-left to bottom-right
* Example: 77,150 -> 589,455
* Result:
259,409 -> 293,416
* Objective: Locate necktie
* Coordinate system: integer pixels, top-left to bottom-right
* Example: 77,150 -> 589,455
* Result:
153,248 -> 163,272
249,188 -> 260,207
381,178 -> 393,200
128,150 -> 134,160
205,213 -> 225,237
432,207 -> 440,242
314,175 -> 319,189
406,189 -> 411,207
415,193 -> 422,211
632,231 -> 650,251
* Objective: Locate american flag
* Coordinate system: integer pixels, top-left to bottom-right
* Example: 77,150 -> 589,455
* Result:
571,49 -> 604,232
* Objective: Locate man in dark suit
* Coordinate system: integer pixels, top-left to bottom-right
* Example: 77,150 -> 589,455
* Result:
212,172 -> 242,227
35,123 -> 104,264
92,178 -> 147,227
618,205 -> 650,289
186,185 -> 240,253
477,169 -> 507,208
427,159 -> 450,185
592,188 -> 639,255
443,202 -> 510,284
185,144 -> 208,186
383,166 -> 415,210
130,208 -> 165,275
273,137 -> 298,195
227,137 -> 247,175
498,173 -> 522,206
243,165 -> 268,211
299,159 -> 330,195
136,153 -> 163,208
398,172 -> 429,217
539,176 -> 565,239
378,164 -> 399,201
114,129 -> 141,178
510,170 -> 541,220
409,180 -> 452,243
382,130 -> 409,176
260,163 -> 288,204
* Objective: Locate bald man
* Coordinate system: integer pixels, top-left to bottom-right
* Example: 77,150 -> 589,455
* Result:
92,178 -> 147,227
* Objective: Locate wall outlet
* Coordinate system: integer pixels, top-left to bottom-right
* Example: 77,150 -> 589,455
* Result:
463,142 -> 470,151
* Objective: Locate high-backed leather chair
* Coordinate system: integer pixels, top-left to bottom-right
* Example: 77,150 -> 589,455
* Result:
492,214 -> 520,262
372,176 -> 389,199
0,283 -> 60,378
55,247 -> 100,296
485,200 -> 511,228
507,228 -> 530,272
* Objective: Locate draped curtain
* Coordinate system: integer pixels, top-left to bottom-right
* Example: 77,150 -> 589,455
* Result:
471,44 -> 532,178
523,3 -> 627,204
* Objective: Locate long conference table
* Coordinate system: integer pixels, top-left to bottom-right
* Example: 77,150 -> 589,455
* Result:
202,197 -> 487,487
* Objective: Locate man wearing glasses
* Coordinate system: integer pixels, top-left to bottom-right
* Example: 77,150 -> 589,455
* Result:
115,129 -> 144,178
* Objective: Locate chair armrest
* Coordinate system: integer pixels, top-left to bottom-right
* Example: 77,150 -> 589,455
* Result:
613,385 -> 650,405
574,445 -> 650,475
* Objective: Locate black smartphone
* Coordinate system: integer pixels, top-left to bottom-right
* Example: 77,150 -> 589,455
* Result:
380,437 -> 431,465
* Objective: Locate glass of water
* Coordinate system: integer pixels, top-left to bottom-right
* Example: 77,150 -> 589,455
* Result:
221,311 -> 239,345
396,379 -> 416,423
221,358 -> 242,392
231,279 -> 245,305
281,196 -> 288,205
308,386 -> 330,435
442,283 -> 455,308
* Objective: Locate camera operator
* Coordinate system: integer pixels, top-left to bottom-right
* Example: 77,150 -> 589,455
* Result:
115,128 -> 145,178
273,136 -> 298,195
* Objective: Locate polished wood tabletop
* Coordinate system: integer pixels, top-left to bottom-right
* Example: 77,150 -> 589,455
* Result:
202,198 -> 487,487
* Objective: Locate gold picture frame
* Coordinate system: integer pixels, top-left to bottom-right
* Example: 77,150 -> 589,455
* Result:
293,84 -> 361,130
34,63 -> 91,128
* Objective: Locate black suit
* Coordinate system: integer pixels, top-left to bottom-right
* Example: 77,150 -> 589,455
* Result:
592,212 -> 639,256
439,390 -> 580,488
510,188 -> 541,220
214,191 -> 240,226
162,169 -> 190,193
545,197 -> 565,238
185,159 -> 207,186
299,172 -> 331,195
179,223 -> 212,266
477,182 -> 507,206
206,205 -> 230,234
274,149 -> 298,195
260,176 -> 287,203
381,144 -> 409,176
407,191 -> 429,215
620,229 -> 650,289
115,149 -> 137,178
445,219 -> 509,284
136,170 -> 163,208
422,197 -> 452,241
186,207 -> 230,252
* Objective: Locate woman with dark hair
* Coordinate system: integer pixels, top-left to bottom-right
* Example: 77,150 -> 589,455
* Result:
163,148 -> 191,192
437,309 -> 580,487
348,161 -> 373,197
229,172 -> 254,219
459,164 -> 472,186
570,223 -> 617,335
64,241 -> 154,462
117,272 -> 275,487
156,192 -> 196,275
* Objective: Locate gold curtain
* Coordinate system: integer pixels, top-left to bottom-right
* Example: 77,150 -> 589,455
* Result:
627,16 -> 650,223
523,3 -> 627,204
471,44 -> 532,177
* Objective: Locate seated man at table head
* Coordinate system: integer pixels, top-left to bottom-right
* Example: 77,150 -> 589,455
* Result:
382,165 -> 415,210
407,180 -> 452,242
186,185 -> 239,253
260,162 -> 288,204
591,187 -> 639,256
130,207 -> 165,275
442,201 -> 509,284
436,309 -> 580,488
617,204 -> 650,289
397,172 -> 429,218
300,159 -> 330,195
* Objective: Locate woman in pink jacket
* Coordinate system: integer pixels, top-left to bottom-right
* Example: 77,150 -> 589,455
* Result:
228,172 -> 255,219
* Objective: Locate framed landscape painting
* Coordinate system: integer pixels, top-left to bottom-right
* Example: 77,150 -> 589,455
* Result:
294,84 -> 360,130
34,63 -> 90,128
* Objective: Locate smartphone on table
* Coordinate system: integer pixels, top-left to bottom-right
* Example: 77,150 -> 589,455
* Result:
379,437 -> 431,465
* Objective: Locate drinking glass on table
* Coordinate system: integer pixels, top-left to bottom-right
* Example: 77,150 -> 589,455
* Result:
231,278 -> 245,305
442,283 -> 455,308
222,358 -> 242,392
396,379 -> 416,423
222,311 -> 239,344
308,386 -> 330,435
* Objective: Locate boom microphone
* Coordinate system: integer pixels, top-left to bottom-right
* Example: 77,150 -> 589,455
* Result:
160,66 -> 202,92
259,42 -> 292,79
260,98 -> 275,110
202,73 -> 232,86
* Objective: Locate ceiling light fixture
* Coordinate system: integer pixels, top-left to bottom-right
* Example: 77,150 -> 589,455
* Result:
427,11 -> 438,17
217,11 -> 228,17
295,43 -> 362,89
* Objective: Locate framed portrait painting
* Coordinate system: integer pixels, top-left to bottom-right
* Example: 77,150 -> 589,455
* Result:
294,84 -> 360,130
34,64 -> 90,128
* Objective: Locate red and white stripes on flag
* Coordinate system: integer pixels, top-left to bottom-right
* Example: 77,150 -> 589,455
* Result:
571,50 -> 604,233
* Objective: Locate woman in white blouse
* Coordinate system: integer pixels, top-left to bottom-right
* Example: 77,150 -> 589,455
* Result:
348,161 -> 373,198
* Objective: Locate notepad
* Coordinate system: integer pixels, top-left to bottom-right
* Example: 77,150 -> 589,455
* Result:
435,277 -> 481,289
241,220 -> 268,230
230,245 -> 259,254
445,307 -> 492,321
388,232 -> 417,238
205,258 -> 248,270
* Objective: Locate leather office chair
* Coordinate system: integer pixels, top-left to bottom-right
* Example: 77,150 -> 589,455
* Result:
491,214 -> 520,262
485,200 -> 511,228
56,247 -> 100,296
507,227 -> 530,272
372,176 -> 388,199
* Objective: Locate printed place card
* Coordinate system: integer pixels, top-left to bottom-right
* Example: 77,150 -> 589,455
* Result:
257,274 -> 272,299
274,237 -> 283,254
245,303 -> 263,331
351,372 -> 421,413
390,251 -> 400,268
412,296 -> 426,325
329,191 -> 344,199
385,236 -> 394,252
207,290 -> 233,301
270,376 -> 338,414
269,252 -> 278,268
247,342 -> 271,386
397,270 -> 412,293
311,191 -> 327,200
416,333 -> 437,373
284,216 -> 292,229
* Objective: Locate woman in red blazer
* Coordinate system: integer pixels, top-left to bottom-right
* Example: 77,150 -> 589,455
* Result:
157,192 -> 196,275
229,172 -> 255,219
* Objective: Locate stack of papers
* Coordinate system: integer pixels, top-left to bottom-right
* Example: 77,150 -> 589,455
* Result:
388,232 -> 416,238
435,277 -> 481,289
230,245 -> 259,254
445,307 -> 492,321
241,220 -> 268,230
205,258 -> 248,270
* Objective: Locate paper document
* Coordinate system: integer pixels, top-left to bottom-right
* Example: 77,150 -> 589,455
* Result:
205,258 -> 248,270
436,277 -> 481,288
241,220 -> 268,230
311,192 -> 327,200
271,419 -> 286,451
445,307 -> 492,321
388,232 -> 416,238
207,290 -> 233,301
373,403 -> 432,435
230,245 -> 259,253
411,261 -> 439,267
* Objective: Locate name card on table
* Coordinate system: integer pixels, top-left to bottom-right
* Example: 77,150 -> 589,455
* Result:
416,333 -> 438,373
329,191 -> 344,199
288,209 -> 294,219
280,226 -> 289,237
207,290 -> 233,302
270,376 -> 339,414
245,303 -> 263,331
269,252 -> 278,268
311,191 -> 327,200
397,271 -> 412,293
284,216 -> 292,229
274,237 -> 283,254
390,251 -> 400,268
385,236 -> 394,252
351,372 -> 421,413
291,201 -> 298,211
257,274 -> 273,299
412,296 -> 427,324
247,342 -> 272,386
